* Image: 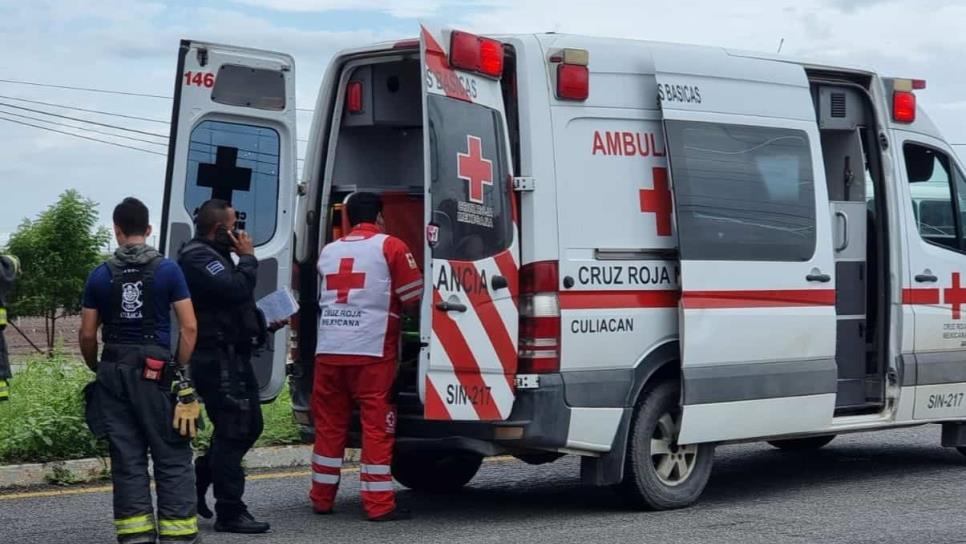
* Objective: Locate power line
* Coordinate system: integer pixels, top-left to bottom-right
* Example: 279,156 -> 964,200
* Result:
0,101 -> 167,138
0,78 -> 171,99
0,115 -> 166,156
0,108 -> 167,147
0,77 -> 315,111
0,94 -> 168,124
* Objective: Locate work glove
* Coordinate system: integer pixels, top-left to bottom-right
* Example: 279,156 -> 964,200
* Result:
171,367 -> 201,438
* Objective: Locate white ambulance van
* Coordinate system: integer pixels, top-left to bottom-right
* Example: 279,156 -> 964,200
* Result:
160,24 -> 966,510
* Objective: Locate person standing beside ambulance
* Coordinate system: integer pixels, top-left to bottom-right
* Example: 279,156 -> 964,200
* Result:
0,253 -> 20,401
311,192 -> 422,521
79,197 -> 201,544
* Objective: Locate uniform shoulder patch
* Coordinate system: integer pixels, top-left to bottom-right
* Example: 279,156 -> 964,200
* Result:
406,253 -> 418,270
205,260 -> 226,276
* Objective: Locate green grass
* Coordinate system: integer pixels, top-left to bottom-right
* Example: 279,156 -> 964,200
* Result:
0,355 -> 302,465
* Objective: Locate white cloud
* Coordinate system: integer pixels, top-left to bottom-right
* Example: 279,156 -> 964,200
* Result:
228,0 -> 504,19
2,0 -> 966,241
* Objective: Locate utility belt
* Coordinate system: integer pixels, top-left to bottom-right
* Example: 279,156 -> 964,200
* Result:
101,342 -> 178,385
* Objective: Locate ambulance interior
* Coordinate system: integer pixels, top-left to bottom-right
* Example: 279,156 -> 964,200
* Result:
809,73 -> 889,415
321,57 -> 427,412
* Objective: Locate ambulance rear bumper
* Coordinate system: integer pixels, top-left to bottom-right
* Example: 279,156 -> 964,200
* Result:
393,374 -> 570,456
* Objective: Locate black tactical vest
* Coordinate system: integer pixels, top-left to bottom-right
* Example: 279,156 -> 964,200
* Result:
102,256 -> 162,346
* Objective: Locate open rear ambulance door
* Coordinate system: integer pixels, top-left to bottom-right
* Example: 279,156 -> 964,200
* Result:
653,48 -> 838,444
418,24 -> 520,421
159,40 -> 297,401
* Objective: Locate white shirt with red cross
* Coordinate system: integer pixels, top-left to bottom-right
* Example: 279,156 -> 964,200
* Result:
315,223 -> 423,365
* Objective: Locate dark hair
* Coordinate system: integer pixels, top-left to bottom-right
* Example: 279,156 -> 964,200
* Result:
112,197 -> 150,236
195,199 -> 233,236
345,192 -> 382,226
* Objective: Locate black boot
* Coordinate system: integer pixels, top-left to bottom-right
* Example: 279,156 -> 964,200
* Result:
195,456 -> 213,520
214,511 -> 271,534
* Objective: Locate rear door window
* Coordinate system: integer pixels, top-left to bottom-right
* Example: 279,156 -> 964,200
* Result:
184,120 -> 280,246
427,95 -> 511,261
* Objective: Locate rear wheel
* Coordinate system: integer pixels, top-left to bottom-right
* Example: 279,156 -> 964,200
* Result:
767,435 -> 836,451
617,380 -> 714,510
392,451 -> 483,493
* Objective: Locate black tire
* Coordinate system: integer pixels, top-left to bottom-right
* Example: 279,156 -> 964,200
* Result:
617,380 -> 714,510
767,435 -> 836,451
392,451 -> 483,493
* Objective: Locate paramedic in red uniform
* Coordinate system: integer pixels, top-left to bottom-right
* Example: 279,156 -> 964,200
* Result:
311,192 -> 422,521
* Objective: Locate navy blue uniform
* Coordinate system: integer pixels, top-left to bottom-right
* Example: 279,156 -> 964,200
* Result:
179,238 -> 265,522
83,248 -> 198,544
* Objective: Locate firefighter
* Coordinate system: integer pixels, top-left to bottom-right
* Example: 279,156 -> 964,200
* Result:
79,197 -> 200,544
178,198 -> 272,534
0,253 -> 20,401
311,192 -> 423,521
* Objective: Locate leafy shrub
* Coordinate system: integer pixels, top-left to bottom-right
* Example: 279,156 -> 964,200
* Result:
0,355 -> 302,465
0,356 -> 102,464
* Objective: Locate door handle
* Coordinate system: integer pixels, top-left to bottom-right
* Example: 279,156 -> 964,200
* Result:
806,273 -> 831,283
491,274 -> 509,290
915,273 -> 938,283
435,300 -> 467,313
834,210 -> 849,252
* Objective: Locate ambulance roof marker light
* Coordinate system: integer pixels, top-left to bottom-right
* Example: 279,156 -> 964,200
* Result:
449,30 -> 504,78
346,80 -> 363,114
552,48 -> 589,102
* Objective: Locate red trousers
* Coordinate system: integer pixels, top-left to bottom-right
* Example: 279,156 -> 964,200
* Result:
310,357 -> 397,518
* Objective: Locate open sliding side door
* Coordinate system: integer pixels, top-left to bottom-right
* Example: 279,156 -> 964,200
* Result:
418,24 -> 520,421
653,47 -> 838,443
159,40 -> 297,401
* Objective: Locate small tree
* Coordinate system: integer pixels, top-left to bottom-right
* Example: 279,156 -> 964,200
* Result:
5,190 -> 110,356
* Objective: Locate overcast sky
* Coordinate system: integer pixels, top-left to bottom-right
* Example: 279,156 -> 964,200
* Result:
1,0 -> 965,246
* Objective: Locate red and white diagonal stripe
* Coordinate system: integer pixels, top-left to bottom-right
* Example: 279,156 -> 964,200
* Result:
426,246 -> 519,421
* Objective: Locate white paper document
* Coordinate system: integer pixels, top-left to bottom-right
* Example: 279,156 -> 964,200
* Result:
256,287 -> 300,325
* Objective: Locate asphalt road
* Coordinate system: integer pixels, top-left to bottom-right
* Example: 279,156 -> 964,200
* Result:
3,425 -> 966,544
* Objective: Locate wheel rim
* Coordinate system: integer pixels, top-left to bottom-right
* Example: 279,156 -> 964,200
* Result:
650,412 -> 697,487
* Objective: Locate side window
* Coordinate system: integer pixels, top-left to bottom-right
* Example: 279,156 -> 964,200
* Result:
903,143 -> 966,251
665,121 -> 816,261
184,120 -> 280,246
427,95 -> 512,261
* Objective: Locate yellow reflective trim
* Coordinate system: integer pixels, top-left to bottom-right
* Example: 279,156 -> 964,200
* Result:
0,308 -> 7,326
114,514 -> 155,536
158,516 -> 198,536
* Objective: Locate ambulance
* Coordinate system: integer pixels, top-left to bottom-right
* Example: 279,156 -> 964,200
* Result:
159,24 -> 966,510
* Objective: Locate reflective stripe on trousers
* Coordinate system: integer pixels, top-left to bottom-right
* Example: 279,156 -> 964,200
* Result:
360,464 -> 394,493
158,516 -> 198,537
114,513 -> 155,536
0,379 -> 8,400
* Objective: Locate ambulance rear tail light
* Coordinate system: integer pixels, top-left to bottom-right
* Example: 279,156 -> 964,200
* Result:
553,48 -> 590,102
449,30 -> 504,78
346,80 -> 363,114
519,261 -> 560,374
893,90 -> 916,123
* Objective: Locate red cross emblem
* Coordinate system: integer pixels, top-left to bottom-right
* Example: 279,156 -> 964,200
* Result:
640,166 -> 673,237
457,135 -> 493,204
325,258 -> 366,304
945,272 -> 966,320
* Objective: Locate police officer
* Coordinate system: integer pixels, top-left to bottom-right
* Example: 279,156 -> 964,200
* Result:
79,197 -> 200,544
311,192 -> 422,521
0,253 -> 20,401
179,198 -> 271,534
